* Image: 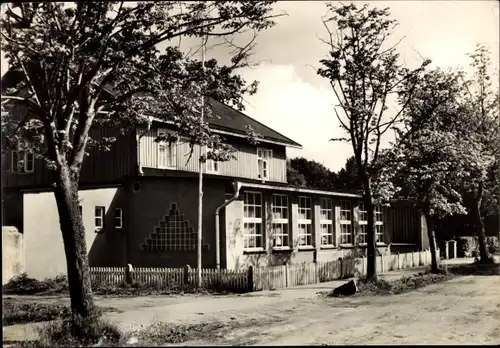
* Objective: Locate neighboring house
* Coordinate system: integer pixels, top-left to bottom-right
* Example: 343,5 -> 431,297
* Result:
1,75 -> 428,280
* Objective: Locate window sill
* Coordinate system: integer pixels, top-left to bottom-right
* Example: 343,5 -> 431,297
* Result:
298,246 -> 315,251
272,246 -> 291,252
320,245 -> 336,250
340,244 -> 355,248
243,248 -> 266,254
339,243 -> 388,249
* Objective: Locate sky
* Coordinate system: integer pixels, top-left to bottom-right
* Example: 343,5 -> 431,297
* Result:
196,0 -> 500,171
1,1 -> 499,172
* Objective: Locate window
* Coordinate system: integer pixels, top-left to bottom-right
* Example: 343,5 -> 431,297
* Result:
358,203 -> 368,244
298,196 -> 312,246
257,148 -> 272,180
320,198 -> 334,246
243,192 -> 263,249
11,149 -> 34,174
206,146 -> 219,173
271,194 -> 289,248
340,200 -> 352,245
157,128 -> 177,169
114,208 -> 123,229
95,206 -> 105,232
357,204 -> 384,244
375,205 -> 384,244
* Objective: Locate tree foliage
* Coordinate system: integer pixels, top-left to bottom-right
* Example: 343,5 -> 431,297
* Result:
1,1 -> 280,322
317,2 -> 430,280
287,157 -> 338,190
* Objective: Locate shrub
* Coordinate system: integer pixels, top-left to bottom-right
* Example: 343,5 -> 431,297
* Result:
3,274 -> 68,295
456,237 -> 479,258
456,236 -> 499,258
486,236 -> 500,255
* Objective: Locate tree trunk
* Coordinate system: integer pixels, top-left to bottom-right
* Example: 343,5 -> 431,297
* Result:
471,182 -> 491,263
53,163 -> 95,319
424,212 -> 439,273
361,176 -> 377,281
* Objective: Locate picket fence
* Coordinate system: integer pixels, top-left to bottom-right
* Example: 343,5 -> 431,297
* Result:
90,266 -> 250,292
254,249 -> 438,291
90,249 -> 437,292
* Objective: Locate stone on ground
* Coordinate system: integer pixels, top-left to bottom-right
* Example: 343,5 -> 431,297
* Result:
332,279 -> 358,296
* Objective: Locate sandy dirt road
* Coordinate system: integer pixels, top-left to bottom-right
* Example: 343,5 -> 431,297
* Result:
174,275 -> 500,346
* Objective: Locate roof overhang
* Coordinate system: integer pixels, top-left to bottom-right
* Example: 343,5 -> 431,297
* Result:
147,116 -> 303,149
237,181 -> 362,198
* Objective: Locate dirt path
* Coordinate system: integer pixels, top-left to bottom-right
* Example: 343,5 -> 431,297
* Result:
174,275 -> 500,346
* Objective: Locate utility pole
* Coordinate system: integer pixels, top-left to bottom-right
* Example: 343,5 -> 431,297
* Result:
197,34 -> 207,287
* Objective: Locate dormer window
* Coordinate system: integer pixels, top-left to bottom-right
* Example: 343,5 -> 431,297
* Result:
11,140 -> 34,174
257,148 -> 272,180
157,128 -> 177,169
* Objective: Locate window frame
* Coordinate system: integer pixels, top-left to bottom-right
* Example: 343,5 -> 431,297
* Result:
94,206 -> 105,233
257,148 -> 272,180
205,145 -> 219,173
375,205 -> 384,244
271,194 -> 289,249
114,208 -> 123,229
339,200 -> 353,245
297,196 -> 313,247
358,202 -> 368,245
319,198 -> 334,247
11,148 -> 35,174
157,128 -> 177,169
243,191 -> 264,251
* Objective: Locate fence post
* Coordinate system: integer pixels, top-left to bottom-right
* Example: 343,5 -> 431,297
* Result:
285,263 -> 289,288
339,257 -> 343,279
411,251 -> 415,268
183,264 -> 191,286
125,264 -> 133,284
380,254 -> 384,273
247,266 -> 254,292
397,253 -> 401,270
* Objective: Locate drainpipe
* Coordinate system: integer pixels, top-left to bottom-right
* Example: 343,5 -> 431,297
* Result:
215,181 -> 242,269
136,116 -> 153,176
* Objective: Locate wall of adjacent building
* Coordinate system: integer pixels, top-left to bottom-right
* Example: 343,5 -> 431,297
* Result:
125,177 -> 228,269
23,187 -> 128,279
2,226 -> 25,284
223,190 -> 423,271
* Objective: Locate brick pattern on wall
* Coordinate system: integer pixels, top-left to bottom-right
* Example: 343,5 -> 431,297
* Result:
142,203 -> 197,252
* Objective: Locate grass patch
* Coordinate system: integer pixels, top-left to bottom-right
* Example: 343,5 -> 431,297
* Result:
3,298 -> 119,326
17,311 -> 124,348
3,299 -> 70,326
329,267 -> 453,297
130,321 -> 228,345
447,261 -> 499,276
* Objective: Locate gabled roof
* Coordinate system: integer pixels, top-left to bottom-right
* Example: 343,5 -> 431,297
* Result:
206,98 -> 302,148
1,68 -> 302,149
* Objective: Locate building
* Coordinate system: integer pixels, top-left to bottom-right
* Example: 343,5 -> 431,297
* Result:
2,93 -> 428,280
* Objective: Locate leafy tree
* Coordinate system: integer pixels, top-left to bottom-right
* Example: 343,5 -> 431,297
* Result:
317,3 -> 430,280
456,44 -> 499,263
288,157 -> 338,190
286,159 -> 306,187
1,1 -> 279,323
336,156 -> 361,191
391,69 -> 470,272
